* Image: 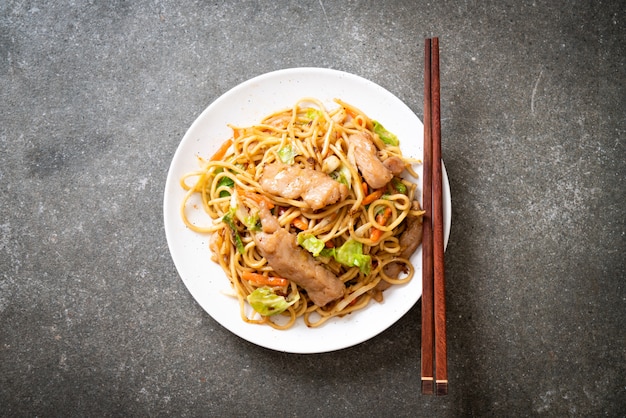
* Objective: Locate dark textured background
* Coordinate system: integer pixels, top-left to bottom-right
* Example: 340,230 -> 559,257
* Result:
1,1 -> 624,416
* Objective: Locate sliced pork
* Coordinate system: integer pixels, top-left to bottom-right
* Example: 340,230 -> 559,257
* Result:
348,132 -> 393,189
254,207 -> 345,307
259,162 -> 348,210
374,201 -> 424,297
383,156 -> 405,175
394,200 -> 424,260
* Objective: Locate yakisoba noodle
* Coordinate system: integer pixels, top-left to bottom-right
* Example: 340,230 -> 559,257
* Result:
180,98 -> 424,330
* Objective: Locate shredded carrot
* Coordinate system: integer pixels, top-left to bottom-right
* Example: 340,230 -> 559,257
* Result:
354,115 -> 368,129
371,207 -> 393,243
376,206 -> 393,225
210,138 -> 233,161
292,216 -> 308,230
370,228 -> 384,243
361,182 -> 369,197
238,187 -> 275,209
362,189 -> 384,206
341,103 -> 372,129
345,107 -> 359,119
325,240 -> 335,248
242,271 -> 289,287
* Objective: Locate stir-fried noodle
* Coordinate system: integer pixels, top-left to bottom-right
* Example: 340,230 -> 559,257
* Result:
180,98 -> 424,329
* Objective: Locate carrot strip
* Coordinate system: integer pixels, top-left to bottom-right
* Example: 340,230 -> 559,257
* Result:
292,216 -> 308,230
354,115 -> 368,129
210,138 -> 233,161
345,107 -> 359,119
371,207 -> 393,243
362,189 -> 384,206
238,187 -> 275,209
370,228 -> 384,243
242,271 -> 289,287
377,207 -> 393,225
361,182 -> 369,197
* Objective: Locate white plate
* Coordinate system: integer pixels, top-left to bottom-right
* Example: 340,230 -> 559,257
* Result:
164,68 -> 451,353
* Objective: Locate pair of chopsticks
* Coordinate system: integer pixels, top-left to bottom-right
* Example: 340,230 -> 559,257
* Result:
421,37 -> 448,396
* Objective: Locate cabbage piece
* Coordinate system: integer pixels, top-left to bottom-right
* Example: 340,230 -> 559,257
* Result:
373,120 -> 399,146
215,165 -> 244,197
334,239 -> 371,275
278,144 -> 297,165
215,169 -> 235,197
320,239 -> 371,275
391,177 -> 407,195
297,233 -> 325,257
244,214 -> 262,231
217,176 -> 234,197
306,108 -> 323,120
330,163 -> 352,189
222,208 -> 245,254
247,286 -> 299,316
232,188 -> 261,231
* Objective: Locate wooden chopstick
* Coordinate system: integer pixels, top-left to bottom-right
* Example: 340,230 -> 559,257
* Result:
422,37 -> 448,396
421,37 -> 435,396
430,37 -> 448,396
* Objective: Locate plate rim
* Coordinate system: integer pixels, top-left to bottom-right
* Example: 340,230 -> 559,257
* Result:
163,67 -> 451,353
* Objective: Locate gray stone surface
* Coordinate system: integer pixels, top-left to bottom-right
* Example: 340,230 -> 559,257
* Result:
1,0 -> 624,416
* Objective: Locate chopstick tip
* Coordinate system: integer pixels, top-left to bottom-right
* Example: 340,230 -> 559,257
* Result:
421,378 -> 434,395
436,380 -> 448,396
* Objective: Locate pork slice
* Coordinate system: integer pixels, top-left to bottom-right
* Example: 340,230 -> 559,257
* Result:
254,227 -> 345,307
259,162 -> 348,210
348,132 -> 393,189
377,201 -> 424,289
395,201 -> 424,260
383,156 -> 405,176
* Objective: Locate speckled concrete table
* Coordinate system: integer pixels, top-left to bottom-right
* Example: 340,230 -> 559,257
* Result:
1,1 -> 624,416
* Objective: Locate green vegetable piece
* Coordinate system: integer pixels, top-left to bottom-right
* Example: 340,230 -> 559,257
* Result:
392,178 -> 407,195
247,286 -> 300,316
330,164 -> 352,189
306,108 -> 323,120
217,176 -> 235,188
334,239 -> 371,275
223,209 -> 245,254
297,233 -> 325,257
320,239 -> 372,275
244,215 -> 262,232
373,120 -> 399,146
217,176 -> 235,197
215,168 -> 235,197
278,144 -> 297,165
